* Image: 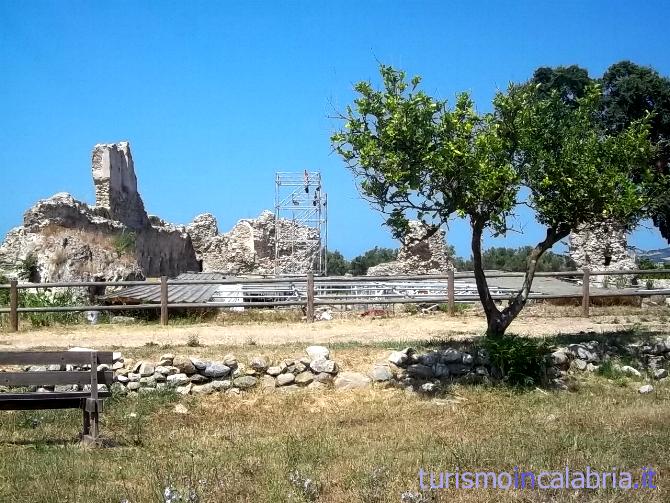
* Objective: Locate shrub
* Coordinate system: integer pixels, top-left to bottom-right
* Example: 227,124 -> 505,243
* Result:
18,253 -> 39,281
483,335 -> 553,387
113,231 -> 136,257
186,333 -> 201,347
0,274 -> 9,306
596,359 -> 626,381
20,289 -> 82,327
403,303 -> 419,315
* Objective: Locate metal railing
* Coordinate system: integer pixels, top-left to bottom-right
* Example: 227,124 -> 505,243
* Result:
1,269 -> 669,331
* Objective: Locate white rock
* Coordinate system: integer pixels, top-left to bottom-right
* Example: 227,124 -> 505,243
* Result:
370,365 -> 393,382
334,372 -> 371,391
306,346 -> 330,361
310,359 -> 338,374
267,366 -> 283,376
277,373 -> 296,386
638,384 -> 654,394
174,404 -> 188,414
621,365 -> 642,377
167,373 -> 190,386
653,368 -> 668,380
176,383 -> 193,395
388,351 -> 408,366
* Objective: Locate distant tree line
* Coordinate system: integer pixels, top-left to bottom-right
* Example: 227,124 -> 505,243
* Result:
452,246 -> 577,272
326,247 -> 397,276
326,245 -> 575,275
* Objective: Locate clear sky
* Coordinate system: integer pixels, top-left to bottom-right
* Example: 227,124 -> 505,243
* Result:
1,0 -> 669,258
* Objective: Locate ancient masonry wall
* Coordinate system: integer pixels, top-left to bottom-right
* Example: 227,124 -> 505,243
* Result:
569,221 -> 636,286
0,142 -> 200,282
367,221 -> 454,276
92,142 -> 150,230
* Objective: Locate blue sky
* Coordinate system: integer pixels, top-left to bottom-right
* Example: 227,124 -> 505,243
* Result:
1,0 -> 669,258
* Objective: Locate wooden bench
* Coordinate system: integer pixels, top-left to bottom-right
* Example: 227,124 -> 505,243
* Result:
0,351 -> 114,444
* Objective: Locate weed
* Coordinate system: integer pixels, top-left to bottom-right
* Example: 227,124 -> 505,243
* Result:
18,253 -> 39,282
20,289 -> 82,327
113,231 -> 136,257
483,335 -> 553,387
186,334 -> 202,347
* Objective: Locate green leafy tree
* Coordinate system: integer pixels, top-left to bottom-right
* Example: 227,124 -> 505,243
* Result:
326,250 -> 350,276
332,65 -> 654,337
530,62 -> 670,242
600,61 -> 670,241
349,247 -> 398,276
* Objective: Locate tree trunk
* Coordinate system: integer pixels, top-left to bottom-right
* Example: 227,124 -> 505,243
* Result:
470,220 -> 569,338
471,219 -> 501,336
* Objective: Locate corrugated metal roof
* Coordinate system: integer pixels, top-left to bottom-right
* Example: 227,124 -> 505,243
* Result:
103,272 -> 228,304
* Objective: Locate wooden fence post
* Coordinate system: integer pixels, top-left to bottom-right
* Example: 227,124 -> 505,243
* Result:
9,280 -> 18,332
306,272 -> 315,323
160,276 -> 169,326
447,268 -> 455,316
582,269 -> 590,317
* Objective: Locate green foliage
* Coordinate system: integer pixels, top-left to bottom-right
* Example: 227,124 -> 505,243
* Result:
18,253 -> 39,282
326,250 -> 349,276
20,289 -> 82,327
533,61 -> 670,242
454,246 -> 576,272
349,247 -> 397,276
483,335 -> 553,387
113,231 -> 136,257
332,63 -> 655,337
332,64 -> 519,240
0,274 -> 9,306
636,257 -> 670,285
501,83 -> 654,232
402,303 -> 419,315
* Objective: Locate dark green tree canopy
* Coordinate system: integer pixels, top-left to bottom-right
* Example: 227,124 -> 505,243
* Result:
531,64 -> 591,104
325,250 -> 349,276
601,61 -> 670,240
529,61 -> 670,241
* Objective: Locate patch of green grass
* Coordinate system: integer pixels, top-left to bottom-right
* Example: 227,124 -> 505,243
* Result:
20,289 -> 83,327
112,231 -> 136,257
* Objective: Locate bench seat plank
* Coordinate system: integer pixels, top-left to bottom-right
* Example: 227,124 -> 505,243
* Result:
0,371 -> 113,387
0,391 -> 111,410
0,351 -> 114,366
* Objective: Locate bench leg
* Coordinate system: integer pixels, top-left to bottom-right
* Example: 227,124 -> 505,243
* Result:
90,409 -> 99,439
81,399 -> 101,446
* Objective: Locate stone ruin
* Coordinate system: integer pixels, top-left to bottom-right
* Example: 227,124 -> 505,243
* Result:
91,142 -> 150,230
0,141 -> 321,283
367,221 -> 454,275
568,221 -> 636,287
0,142 -> 200,283
186,210 -> 320,276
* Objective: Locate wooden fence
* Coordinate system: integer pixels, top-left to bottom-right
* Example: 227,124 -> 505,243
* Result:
1,269 -> 669,332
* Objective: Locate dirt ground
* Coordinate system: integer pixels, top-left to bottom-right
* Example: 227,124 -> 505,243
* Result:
2,305 -> 669,349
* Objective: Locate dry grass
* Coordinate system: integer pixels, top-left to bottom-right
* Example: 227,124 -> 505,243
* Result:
2,306 -> 669,349
0,368 -> 668,503
1,338 -> 670,502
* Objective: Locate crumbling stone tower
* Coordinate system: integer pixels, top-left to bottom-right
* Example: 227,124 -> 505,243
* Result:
91,141 -> 150,229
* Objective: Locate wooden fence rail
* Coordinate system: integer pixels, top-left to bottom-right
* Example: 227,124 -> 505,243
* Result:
0,269 -> 669,332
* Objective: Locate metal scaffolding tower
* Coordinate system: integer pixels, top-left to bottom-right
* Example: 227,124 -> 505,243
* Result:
274,171 -> 328,276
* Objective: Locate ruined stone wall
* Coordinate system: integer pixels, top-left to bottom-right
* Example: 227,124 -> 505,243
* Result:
92,142 -> 150,230
0,142 -> 199,282
367,221 -> 454,276
186,210 -> 320,275
1,140 -> 322,282
569,221 -> 636,287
